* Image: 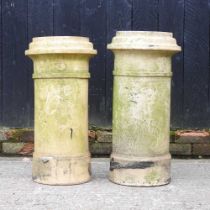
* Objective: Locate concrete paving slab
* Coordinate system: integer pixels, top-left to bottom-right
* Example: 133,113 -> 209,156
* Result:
0,157 -> 210,210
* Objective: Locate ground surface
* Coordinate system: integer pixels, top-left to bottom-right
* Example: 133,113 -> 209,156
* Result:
0,157 -> 210,210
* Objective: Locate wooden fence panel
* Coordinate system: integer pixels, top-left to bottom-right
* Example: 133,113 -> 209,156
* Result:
184,0 -> 209,128
1,0 -> 29,127
27,0 -> 54,126
106,0 -> 132,126
80,0 -> 107,125
54,0 -> 81,35
133,0 -> 159,30
0,0 -> 209,129
159,0 -> 185,129
0,0 -> 2,123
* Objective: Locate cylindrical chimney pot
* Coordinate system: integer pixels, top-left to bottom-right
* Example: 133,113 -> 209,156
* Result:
26,36 -> 96,185
108,31 -> 181,186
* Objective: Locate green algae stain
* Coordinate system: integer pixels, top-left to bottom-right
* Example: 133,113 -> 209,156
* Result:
145,170 -> 159,184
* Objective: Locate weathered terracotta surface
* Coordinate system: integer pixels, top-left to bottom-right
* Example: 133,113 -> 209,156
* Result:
25,36 -> 96,185
108,31 -> 181,186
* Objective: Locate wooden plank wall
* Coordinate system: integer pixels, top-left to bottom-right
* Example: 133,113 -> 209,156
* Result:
0,0 -> 209,129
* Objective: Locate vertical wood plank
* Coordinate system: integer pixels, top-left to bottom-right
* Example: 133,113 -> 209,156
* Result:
27,0 -> 54,126
184,0 -> 209,128
133,0 -> 159,30
159,0 -> 184,129
81,0 -> 107,126
106,0 -> 132,126
208,0 -> 210,126
107,0 -> 132,42
0,0 -> 2,122
28,0 -> 53,38
54,0 -> 81,35
1,0 -> 28,127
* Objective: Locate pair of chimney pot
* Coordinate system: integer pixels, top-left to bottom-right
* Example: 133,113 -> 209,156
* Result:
25,31 -> 181,186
